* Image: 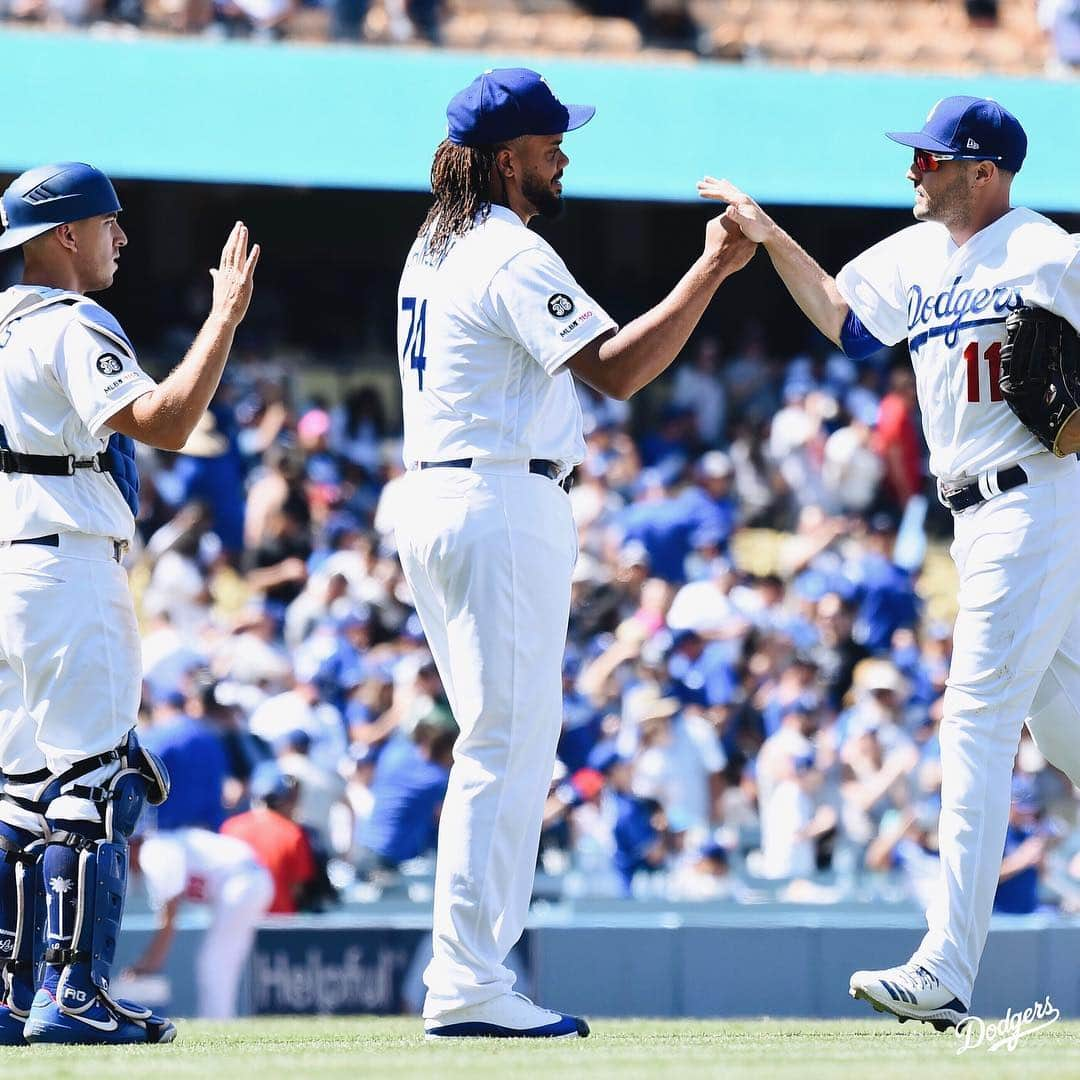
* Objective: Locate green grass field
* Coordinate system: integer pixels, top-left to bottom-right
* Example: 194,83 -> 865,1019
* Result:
1,1017 -> 1077,1080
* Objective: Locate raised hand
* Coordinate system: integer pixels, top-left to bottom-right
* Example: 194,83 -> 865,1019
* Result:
698,177 -> 777,245
209,221 -> 260,327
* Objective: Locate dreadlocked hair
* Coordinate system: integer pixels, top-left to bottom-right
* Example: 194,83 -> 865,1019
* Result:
418,139 -> 504,264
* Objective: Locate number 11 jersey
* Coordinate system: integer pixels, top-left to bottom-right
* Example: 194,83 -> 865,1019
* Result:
396,204 -> 616,472
836,207 -> 1080,481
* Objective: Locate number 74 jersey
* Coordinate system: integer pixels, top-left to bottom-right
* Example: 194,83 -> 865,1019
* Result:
395,205 -> 616,471
836,207 -> 1080,481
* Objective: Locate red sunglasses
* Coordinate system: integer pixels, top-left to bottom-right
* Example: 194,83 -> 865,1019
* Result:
913,149 -> 954,172
913,149 -> 1003,172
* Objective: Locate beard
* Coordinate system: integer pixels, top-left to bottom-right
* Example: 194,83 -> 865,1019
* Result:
521,169 -> 564,220
913,167 -> 972,227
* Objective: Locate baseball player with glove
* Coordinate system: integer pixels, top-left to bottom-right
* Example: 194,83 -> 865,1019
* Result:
0,163 -> 258,1044
700,96 -> 1080,1030
395,68 -> 755,1038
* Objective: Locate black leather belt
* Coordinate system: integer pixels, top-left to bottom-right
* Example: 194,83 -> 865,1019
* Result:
420,458 -> 573,492
8,533 -> 125,562
939,464 -> 1027,512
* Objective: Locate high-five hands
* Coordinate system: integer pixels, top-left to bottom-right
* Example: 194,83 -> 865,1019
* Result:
704,201 -> 758,273
698,177 -> 777,245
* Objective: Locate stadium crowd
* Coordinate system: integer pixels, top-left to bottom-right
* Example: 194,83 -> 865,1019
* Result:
122,329 -> 1080,919
3,0 -> 1078,77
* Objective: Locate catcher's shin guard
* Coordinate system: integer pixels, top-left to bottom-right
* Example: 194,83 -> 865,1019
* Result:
26,735 -> 174,1045
0,823 -> 45,1044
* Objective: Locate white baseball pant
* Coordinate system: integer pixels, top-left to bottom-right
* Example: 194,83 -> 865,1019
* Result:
395,464 -> 577,1019
0,536 -> 141,830
197,864 -> 273,1019
912,456 -> 1080,1006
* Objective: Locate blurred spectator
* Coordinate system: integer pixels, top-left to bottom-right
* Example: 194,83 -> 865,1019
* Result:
331,385 -> 388,472
244,499 -> 312,612
994,774 -> 1060,914
217,597 -> 294,691
668,840 -> 733,901
277,728 -> 350,855
850,515 -> 920,654
356,707 -> 455,875
822,413 -> 883,514
142,503 -> 214,637
865,802 -> 940,909
141,685 -> 230,832
755,700 -> 835,879
248,669 -> 348,773
1040,0 -> 1080,71
221,763 -> 317,914
670,335 -> 726,445
170,406 -> 247,556
330,0 -> 440,42
213,0 -> 295,38
873,369 -> 922,511
557,648 -> 604,773
630,691 -> 725,831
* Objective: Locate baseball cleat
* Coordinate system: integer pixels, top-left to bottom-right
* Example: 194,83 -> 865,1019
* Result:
23,989 -> 176,1046
424,991 -> 590,1039
0,1002 -> 28,1046
849,962 -> 967,1031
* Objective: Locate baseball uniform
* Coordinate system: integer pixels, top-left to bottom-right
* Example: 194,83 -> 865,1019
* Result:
138,829 -> 272,1019
395,203 -> 615,1018
837,206 -> 1080,1006
0,286 -> 154,814
0,161 -> 173,1048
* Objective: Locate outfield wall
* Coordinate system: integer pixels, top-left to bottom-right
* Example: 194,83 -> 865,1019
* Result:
3,29 -> 1079,209
113,907 -> 1080,1020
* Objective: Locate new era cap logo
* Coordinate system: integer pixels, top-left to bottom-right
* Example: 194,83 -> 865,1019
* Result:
967,138 -> 979,150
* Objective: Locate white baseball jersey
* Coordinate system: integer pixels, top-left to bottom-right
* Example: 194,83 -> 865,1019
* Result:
836,208 -> 1080,480
396,204 -> 616,471
138,829 -> 264,909
0,285 -> 155,542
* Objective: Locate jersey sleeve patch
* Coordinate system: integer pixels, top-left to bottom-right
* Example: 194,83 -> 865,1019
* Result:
489,248 -> 617,377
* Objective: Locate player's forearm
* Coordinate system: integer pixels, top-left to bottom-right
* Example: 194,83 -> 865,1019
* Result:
127,314 -> 239,451
595,252 -> 736,399
762,227 -> 848,346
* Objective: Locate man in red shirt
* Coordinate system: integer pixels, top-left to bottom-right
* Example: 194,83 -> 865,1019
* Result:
221,764 -> 315,915
874,368 -> 923,510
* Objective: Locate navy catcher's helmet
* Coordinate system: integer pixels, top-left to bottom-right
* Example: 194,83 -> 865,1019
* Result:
0,162 -> 121,252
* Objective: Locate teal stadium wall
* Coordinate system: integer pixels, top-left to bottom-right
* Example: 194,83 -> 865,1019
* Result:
3,28 -> 1079,210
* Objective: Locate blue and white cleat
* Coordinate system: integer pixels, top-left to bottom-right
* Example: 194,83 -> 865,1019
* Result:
23,989 -> 176,1046
424,991 -> 590,1039
0,1002 -> 28,1046
849,961 -> 968,1031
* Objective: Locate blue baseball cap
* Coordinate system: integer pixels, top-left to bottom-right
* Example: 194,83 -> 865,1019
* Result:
886,96 -> 1027,174
249,761 -> 296,804
446,68 -> 595,148
0,162 -> 121,252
